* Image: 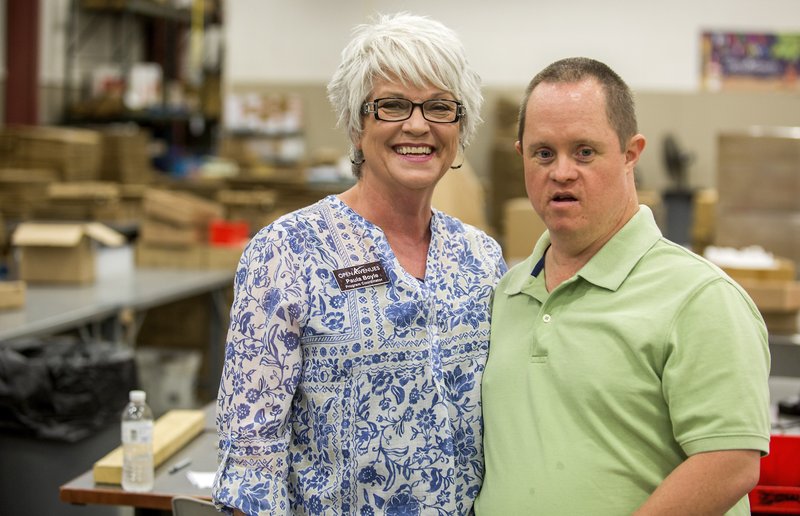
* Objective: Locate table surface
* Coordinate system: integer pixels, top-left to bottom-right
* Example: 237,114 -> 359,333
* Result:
59,431 -> 218,511
0,250 -> 234,343
60,404 -> 218,511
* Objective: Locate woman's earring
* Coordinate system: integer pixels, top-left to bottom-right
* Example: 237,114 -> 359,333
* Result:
350,148 -> 365,165
450,145 -> 464,170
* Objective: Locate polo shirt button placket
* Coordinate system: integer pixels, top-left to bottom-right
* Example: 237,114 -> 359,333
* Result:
542,314 -> 552,323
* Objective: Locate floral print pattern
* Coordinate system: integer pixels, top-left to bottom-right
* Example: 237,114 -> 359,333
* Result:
214,196 -> 506,515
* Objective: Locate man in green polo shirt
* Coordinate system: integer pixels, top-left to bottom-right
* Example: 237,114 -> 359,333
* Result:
474,57 -> 770,515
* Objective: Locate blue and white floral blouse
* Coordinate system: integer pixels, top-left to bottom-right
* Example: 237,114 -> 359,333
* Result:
213,195 -> 506,515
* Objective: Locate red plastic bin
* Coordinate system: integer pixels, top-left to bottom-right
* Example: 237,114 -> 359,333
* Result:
750,434 -> 800,514
209,220 -> 250,246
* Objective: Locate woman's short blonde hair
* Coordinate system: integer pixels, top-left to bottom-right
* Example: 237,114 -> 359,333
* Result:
327,12 -> 483,176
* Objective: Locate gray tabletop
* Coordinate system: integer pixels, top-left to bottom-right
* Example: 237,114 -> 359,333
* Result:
0,251 -> 234,343
60,403 -> 220,511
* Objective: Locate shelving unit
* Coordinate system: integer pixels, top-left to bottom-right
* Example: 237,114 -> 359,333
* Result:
220,90 -> 310,169
62,0 -> 223,173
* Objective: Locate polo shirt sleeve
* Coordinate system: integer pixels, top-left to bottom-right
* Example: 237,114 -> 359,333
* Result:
661,277 -> 771,457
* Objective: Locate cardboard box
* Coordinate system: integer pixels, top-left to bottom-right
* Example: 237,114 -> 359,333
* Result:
32,181 -> 124,221
494,95 -> 522,139
135,241 -> 244,271
143,188 -> 224,227
0,168 -> 58,219
636,189 -> 664,228
717,130 -> 800,213
205,243 -> 246,270
118,183 -> 147,221
721,257 -> 796,283
217,188 -> 281,233
135,241 -> 206,269
489,137 -> 526,236
47,181 -> 120,201
12,222 -> 126,283
217,188 -> 277,210
432,159 -> 493,236
140,219 -> 205,247
0,281 -> 25,310
503,197 -> 547,265
0,126 -> 102,181
761,311 -> 800,335
691,188 -> 717,254
737,279 -> 800,312
716,212 -> 800,273
99,127 -> 155,184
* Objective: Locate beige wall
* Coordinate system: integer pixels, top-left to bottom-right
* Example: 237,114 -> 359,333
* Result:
228,81 -> 800,195
633,91 -> 800,193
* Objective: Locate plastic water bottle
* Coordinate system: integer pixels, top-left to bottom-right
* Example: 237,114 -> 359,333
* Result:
121,390 -> 154,492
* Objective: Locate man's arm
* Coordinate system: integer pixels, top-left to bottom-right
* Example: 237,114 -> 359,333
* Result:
633,449 -> 761,515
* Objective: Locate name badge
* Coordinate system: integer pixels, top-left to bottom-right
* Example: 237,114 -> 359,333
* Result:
333,261 -> 390,292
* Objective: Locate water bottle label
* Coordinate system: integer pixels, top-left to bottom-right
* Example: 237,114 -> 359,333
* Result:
122,421 -> 153,444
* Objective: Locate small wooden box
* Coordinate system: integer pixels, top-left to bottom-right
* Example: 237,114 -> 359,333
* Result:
0,281 -> 25,310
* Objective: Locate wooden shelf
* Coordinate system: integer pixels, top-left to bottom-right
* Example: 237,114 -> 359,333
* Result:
81,0 -> 191,24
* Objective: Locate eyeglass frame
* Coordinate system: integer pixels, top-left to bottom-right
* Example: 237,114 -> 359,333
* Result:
360,97 -> 466,123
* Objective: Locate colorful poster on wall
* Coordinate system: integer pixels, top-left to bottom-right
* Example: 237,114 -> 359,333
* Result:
701,31 -> 800,91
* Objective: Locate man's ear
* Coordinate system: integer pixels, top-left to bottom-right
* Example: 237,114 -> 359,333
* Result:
625,134 -> 646,170
515,140 -> 523,157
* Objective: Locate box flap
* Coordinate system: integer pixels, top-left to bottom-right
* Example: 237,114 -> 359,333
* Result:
12,222 -> 126,248
11,223 -> 85,247
48,181 -> 120,201
84,222 -> 126,247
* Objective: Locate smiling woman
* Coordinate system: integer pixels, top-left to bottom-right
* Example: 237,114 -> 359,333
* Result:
212,12 -> 506,516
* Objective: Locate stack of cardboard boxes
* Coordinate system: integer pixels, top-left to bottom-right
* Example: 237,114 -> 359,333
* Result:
216,188 -> 280,235
431,159 -> 494,237
721,259 -> 800,334
34,182 -> 123,221
502,198 -> 546,266
137,188 -> 244,270
489,96 -> 526,239
0,168 -> 57,220
716,128 -> 800,267
98,126 -> 156,185
0,125 -> 155,222
0,126 -> 102,182
714,128 -> 800,334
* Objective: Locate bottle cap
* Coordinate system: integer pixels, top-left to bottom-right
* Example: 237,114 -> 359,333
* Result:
130,390 -> 146,403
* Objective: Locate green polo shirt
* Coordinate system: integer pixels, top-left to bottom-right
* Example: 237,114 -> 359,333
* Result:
474,206 -> 770,516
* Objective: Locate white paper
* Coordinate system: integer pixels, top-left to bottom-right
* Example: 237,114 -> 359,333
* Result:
186,471 -> 216,489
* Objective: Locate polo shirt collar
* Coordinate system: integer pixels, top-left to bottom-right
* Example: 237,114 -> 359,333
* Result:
503,205 -> 662,295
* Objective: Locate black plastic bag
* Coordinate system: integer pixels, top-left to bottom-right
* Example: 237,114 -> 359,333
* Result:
0,336 -> 138,442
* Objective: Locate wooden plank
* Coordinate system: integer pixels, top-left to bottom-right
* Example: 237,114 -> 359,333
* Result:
93,409 -> 205,484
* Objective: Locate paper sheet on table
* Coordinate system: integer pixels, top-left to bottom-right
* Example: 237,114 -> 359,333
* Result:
187,471 -> 216,489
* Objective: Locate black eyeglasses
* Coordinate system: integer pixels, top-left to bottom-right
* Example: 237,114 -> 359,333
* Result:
361,97 -> 465,123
